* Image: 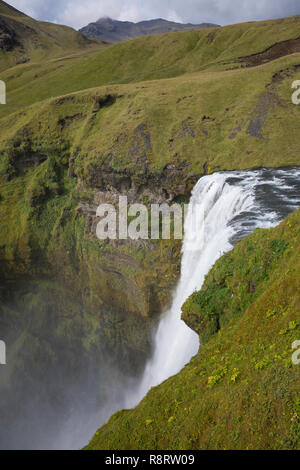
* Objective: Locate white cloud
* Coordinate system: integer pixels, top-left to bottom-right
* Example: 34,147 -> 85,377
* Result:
118,5 -> 143,22
7,0 -> 300,30
165,10 -> 183,23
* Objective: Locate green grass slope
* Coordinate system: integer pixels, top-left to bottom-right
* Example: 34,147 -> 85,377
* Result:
0,0 -> 25,16
0,12 -> 299,177
86,208 -> 300,450
0,52 -> 299,182
0,14 -> 300,118
0,0 -> 101,73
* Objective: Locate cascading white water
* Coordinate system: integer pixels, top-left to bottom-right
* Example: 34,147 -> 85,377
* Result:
4,168 -> 300,450
128,167 -> 300,403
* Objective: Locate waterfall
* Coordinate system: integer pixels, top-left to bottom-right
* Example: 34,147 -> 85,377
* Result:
56,167 -> 300,448
128,167 -> 300,404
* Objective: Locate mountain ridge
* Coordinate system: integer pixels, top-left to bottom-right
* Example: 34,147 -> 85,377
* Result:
79,16 -> 220,42
0,0 -> 26,17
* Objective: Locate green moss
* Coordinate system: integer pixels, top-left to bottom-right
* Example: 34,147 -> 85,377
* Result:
182,235 -> 290,342
0,151 -> 15,179
0,13 -> 299,177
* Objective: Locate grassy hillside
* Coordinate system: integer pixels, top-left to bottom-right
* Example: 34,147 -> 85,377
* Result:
1,14 -> 300,118
86,208 -> 300,450
0,0 -> 26,17
0,12 -> 299,179
0,0 -> 101,73
0,52 -> 299,183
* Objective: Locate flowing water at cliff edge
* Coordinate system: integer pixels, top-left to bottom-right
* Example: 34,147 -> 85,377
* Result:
129,167 -> 300,403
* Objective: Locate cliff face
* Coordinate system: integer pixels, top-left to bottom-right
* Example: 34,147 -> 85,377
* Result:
0,112 -> 193,446
0,17 -> 19,51
0,129 -> 186,430
0,140 -> 187,447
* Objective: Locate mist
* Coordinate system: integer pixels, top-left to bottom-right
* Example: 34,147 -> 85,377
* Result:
0,279 -> 147,450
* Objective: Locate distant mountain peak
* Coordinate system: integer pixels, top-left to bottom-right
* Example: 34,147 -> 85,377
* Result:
79,17 -> 220,43
96,16 -> 114,23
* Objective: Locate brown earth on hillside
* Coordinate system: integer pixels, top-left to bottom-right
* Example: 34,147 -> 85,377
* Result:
240,35 -> 300,67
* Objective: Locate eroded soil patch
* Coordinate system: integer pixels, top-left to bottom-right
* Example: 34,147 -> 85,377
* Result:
240,35 -> 300,67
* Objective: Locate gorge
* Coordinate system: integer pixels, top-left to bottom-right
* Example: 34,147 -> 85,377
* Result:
4,165 -> 300,449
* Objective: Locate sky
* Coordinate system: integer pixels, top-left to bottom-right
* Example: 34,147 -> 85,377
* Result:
7,0 -> 300,30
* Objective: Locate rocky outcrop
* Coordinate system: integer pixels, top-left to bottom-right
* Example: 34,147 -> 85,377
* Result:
0,18 -> 18,51
81,161 -> 198,206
